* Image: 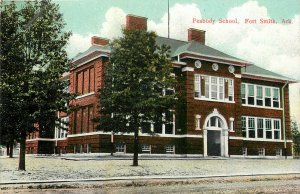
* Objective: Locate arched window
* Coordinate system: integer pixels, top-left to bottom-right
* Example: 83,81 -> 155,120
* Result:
206,116 -> 223,128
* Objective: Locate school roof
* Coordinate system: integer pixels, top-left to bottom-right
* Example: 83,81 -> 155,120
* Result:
72,36 -> 296,83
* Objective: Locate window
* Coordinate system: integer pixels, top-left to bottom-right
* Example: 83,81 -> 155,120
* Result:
241,116 -> 246,137
241,116 -> 281,140
256,86 -> 263,106
241,83 -> 280,108
273,119 -> 281,139
142,144 -> 151,153
73,105 -> 94,134
248,117 -> 255,138
276,148 -> 282,156
241,84 -> 246,104
219,78 -> 224,100
115,144 -> 126,153
76,66 -> 95,95
205,76 -> 210,98
242,147 -> 247,156
165,145 -> 175,154
153,111 -> 175,135
141,122 -> 152,134
207,116 -> 222,128
211,77 -> 218,99
247,85 -> 255,105
194,74 -> 201,98
265,87 -> 271,107
265,119 -> 272,139
194,74 -> 233,102
257,118 -> 264,138
154,122 -> 162,134
228,79 -> 234,101
165,111 -> 175,134
273,88 -> 280,108
258,148 -> 265,156
55,117 -> 68,139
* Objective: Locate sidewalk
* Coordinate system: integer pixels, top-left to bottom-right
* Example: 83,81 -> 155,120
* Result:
1,155 -> 300,185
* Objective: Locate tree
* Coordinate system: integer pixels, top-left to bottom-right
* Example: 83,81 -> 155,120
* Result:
291,120 -> 300,156
0,0 -> 72,170
97,28 -> 176,166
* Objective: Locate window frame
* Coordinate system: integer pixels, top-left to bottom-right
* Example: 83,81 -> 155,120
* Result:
241,116 -> 281,140
194,74 -> 234,103
115,143 -> 126,153
241,83 -> 281,109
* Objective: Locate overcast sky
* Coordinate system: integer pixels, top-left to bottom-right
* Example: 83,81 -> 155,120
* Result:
53,0 -> 300,127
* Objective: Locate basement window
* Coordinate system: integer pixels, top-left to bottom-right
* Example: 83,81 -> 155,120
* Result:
165,145 -> 175,154
115,144 -> 126,153
258,148 -> 265,156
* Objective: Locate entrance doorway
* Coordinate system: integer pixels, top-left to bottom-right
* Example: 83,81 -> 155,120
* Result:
207,130 -> 221,156
203,109 -> 229,157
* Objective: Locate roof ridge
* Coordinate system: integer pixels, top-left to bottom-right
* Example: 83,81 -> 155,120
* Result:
157,36 -> 188,44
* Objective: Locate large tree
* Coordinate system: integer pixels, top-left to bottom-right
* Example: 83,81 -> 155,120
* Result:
97,28 -> 176,166
0,0 -> 72,170
291,120 -> 300,156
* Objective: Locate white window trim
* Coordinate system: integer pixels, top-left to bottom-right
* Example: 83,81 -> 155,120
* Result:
241,83 -> 281,109
75,92 -> 95,99
241,116 -> 282,140
194,74 -> 234,103
149,111 -> 175,135
55,117 -> 68,139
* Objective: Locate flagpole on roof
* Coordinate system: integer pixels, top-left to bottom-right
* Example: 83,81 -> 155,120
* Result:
168,0 -> 170,38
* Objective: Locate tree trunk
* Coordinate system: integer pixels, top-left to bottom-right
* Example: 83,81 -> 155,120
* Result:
133,128 -> 139,166
6,144 -> 9,156
18,137 -> 26,171
9,142 -> 13,158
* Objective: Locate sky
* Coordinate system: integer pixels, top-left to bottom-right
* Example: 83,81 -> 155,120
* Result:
51,0 -> 300,127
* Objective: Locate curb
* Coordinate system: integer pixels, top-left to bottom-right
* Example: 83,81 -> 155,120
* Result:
1,172 -> 300,185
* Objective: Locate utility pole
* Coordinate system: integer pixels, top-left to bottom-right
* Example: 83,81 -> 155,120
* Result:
168,0 -> 170,38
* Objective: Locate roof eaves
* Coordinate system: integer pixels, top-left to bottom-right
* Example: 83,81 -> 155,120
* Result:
242,73 -> 298,83
178,51 -> 252,66
72,48 -> 111,63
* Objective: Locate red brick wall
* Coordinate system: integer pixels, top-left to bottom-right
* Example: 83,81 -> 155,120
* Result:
182,59 -> 241,135
69,56 -> 106,135
91,36 -> 109,46
188,28 -> 205,44
126,15 -> 147,30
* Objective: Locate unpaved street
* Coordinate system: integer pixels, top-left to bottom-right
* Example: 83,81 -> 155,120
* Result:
2,175 -> 300,194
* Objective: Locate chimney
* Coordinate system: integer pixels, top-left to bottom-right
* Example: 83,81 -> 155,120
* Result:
188,28 -> 205,44
126,14 -> 147,31
91,36 -> 109,46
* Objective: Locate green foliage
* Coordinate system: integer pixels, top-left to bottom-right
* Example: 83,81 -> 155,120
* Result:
291,120 -> 300,156
97,28 -> 176,134
0,0 -> 72,168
